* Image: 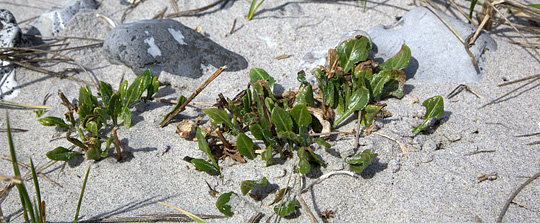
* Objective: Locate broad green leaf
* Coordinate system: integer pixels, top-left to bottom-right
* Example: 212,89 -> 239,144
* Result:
196,127 -> 220,174
98,81 -> 113,107
46,147 -> 80,161
314,137 -> 331,149
277,131 -> 301,144
237,133 -> 255,160
297,147 -> 311,174
361,104 -> 384,127
147,76 -> 159,98
38,117 -> 70,129
103,138 -> 112,158
249,68 -> 275,93
380,44 -> 411,70
261,144 -> 274,166
123,75 -> 144,107
240,177 -> 268,196
243,90 -> 252,112
265,97 -> 275,112
379,70 -> 407,99
160,95 -> 187,125
119,80 -> 128,100
289,104 -> 312,127
191,159 -> 220,173
68,136 -> 87,150
120,107 -> 132,129
370,70 -> 392,98
216,192 -> 236,217
346,149 -> 377,174
203,108 -> 235,131
86,121 -> 99,137
108,93 -> 122,126
274,198 -> 299,217
139,69 -> 154,94
352,69 -> 371,89
271,106 -> 293,133
294,84 -> 314,107
249,123 -> 264,141
335,36 -> 372,73
333,87 -> 370,128
412,96 -> 444,135
86,139 -> 102,161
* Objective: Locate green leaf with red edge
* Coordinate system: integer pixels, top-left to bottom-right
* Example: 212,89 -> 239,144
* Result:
380,44 -> 411,70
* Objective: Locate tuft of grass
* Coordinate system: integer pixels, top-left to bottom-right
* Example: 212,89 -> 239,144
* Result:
5,111 -> 91,223
247,0 -> 266,21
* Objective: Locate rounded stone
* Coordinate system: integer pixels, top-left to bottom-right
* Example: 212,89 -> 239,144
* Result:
102,19 -> 247,77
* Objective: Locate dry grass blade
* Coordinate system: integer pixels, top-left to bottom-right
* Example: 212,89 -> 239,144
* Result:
1,45 -> 99,88
0,101 -> 52,109
497,170 -> 540,223
0,175 -> 22,184
498,73 -> 540,87
166,0 -> 226,18
0,154 -> 61,187
485,0 -> 540,58
480,76 -> 540,108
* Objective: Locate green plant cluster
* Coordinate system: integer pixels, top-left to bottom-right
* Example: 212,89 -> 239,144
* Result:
196,36 -> 443,217
38,70 -> 159,161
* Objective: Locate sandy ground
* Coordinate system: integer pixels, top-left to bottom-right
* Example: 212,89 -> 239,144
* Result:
1,0 -> 540,222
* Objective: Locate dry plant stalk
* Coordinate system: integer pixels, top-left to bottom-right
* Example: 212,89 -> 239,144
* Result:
160,65 -> 227,127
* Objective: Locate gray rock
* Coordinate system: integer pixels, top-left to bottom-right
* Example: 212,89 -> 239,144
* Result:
422,139 -> 438,152
0,9 -> 32,100
102,19 -> 248,77
28,0 -> 97,36
368,7 -> 497,83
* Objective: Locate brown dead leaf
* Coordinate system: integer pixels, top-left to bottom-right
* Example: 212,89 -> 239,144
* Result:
176,119 -> 197,138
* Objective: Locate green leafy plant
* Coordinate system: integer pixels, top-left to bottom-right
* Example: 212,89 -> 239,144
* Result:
5,112 -> 90,223
412,96 -> 445,135
191,127 -> 221,175
247,0 -> 266,21
240,177 -> 268,195
180,35 -> 442,218
39,69 -> 159,161
274,198 -> 299,217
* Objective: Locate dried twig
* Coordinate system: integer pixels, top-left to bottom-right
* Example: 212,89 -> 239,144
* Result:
497,170 -> 540,223
301,171 -> 357,193
498,73 -> 540,87
447,84 -> 483,99
372,132 -> 408,154
169,0 -> 180,13
297,174 -> 319,223
160,66 -> 227,127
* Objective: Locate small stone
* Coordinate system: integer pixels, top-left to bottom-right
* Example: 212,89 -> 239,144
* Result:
102,19 -> 248,77
421,153 -> 434,163
388,159 -> 401,173
422,139 -> 438,151
28,0 -> 97,36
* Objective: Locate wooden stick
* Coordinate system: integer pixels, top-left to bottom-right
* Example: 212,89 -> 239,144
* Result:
160,66 -> 227,127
